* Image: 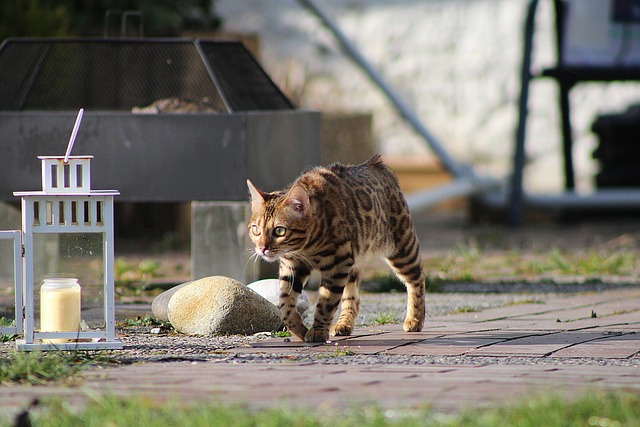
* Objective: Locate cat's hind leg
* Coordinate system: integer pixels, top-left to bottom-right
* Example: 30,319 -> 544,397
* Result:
278,260 -> 311,340
331,269 -> 361,336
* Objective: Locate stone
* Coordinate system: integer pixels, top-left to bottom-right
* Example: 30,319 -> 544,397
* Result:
167,276 -> 282,336
248,278 -> 310,318
151,281 -> 192,322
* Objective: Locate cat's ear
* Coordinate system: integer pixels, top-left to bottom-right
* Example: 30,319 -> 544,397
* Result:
284,185 -> 309,216
247,180 -> 266,209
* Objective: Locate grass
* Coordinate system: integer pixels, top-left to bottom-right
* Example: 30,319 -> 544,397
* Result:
0,333 -> 17,343
504,298 -> 546,306
518,249 -> 636,277
360,243 -> 639,291
271,329 -> 292,338
317,346 -> 356,358
372,310 -> 400,325
0,350 -> 115,386
448,306 -> 480,315
0,317 -> 17,342
424,244 -> 640,284
332,347 -> 356,356
117,315 -> 170,329
4,390 -> 640,427
114,257 -> 164,295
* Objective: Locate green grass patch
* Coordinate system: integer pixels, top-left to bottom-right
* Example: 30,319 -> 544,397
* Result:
0,317 -> 17,342
0,333 -> 17,343
449,306 -> 480,315
424,244 -> 640,284
271,329 -> 292,338
115,257 -> 164,295
372,310 -> 399,325
5,390 -> 640,427
0,351 -> 115,386
505,299 -> 546,306
454,390 -> 640,427
117,315 -> 170,329
333,347 -> 356,357
518,249 -> 637,277
317,346 -> 356,358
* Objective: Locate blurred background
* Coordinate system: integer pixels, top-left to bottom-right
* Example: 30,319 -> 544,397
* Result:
7,1 -> 640,194
3,0 -> 640,250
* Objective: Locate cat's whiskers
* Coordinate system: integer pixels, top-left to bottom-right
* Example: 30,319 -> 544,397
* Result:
283,277 -> 293,296
242,248 -> 262,279
285,251 -> 313,270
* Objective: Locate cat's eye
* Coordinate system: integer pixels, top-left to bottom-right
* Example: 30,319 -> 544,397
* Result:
273,226 -> 286,237
250,225 -> 261,236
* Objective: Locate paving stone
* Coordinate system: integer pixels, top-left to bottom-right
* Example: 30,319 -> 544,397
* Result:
429,290 -> 640,325
467,331 -> 615,357
522,300 -> 640,323
428,299 -> 582,323
385,330 -> 538,356
309,337 -> 423,355
550,333 -> 640,358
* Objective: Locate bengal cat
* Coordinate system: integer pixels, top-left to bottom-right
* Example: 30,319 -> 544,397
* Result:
247,155 -> 425,342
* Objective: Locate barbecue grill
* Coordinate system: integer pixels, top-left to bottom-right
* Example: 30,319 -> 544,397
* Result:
0,37 -> 320,201
0,37 -> 320,282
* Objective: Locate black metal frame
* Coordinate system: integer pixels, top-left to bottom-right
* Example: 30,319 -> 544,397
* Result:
0,37 -> 294,112
509,0 -> 640,224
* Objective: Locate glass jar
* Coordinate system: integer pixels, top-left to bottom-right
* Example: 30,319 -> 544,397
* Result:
40,278 -> 81,343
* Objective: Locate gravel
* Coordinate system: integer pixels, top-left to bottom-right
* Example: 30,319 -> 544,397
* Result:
3,291 -> 637,368
105,292 -> 493,363
105,291 -> 637,367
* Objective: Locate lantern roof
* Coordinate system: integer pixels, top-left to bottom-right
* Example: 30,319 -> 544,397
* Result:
14,155 -> 119,197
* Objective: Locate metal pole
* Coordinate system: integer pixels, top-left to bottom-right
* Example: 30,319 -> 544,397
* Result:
509,0 -> 539,226
298,0 -> 467,178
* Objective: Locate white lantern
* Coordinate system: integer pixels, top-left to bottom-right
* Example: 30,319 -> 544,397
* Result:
4,109 -> 123,350
0,230 -> 22,338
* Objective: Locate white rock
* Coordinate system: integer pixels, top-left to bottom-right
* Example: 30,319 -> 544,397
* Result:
247,278 -> 310,317
167,276 -> 282,336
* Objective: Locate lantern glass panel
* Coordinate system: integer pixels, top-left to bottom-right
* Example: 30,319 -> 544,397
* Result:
33,232 -> 105,331
0,239 -> 16,326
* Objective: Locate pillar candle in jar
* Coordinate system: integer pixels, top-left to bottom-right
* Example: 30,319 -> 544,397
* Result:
40,278 -> 81,343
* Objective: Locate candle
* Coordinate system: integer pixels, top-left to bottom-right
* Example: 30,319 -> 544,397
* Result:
40,278 -> 81,343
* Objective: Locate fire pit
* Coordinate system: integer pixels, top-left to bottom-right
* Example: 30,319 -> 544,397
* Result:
0,37 -> 320,200
0,38 -> 321,281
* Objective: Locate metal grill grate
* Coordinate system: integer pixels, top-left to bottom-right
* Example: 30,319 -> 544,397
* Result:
0,38 -> 293,112
199,41 -> 293,111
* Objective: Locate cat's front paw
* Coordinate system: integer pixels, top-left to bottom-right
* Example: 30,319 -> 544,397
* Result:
330,323 -> 353,336
304,327 -> 329,342
286,324 -> 308,341
403,316 -> 424,332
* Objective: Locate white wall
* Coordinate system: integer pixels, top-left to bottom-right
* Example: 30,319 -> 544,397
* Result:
216,0 -> 640,193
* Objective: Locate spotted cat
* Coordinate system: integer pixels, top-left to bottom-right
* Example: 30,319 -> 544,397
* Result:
247,155 -> 425,342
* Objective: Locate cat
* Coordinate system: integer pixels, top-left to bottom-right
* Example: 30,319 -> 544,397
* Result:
247,155 -> 425,342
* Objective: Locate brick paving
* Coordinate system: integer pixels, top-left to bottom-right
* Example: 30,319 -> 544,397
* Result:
1,287 -> 639,418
